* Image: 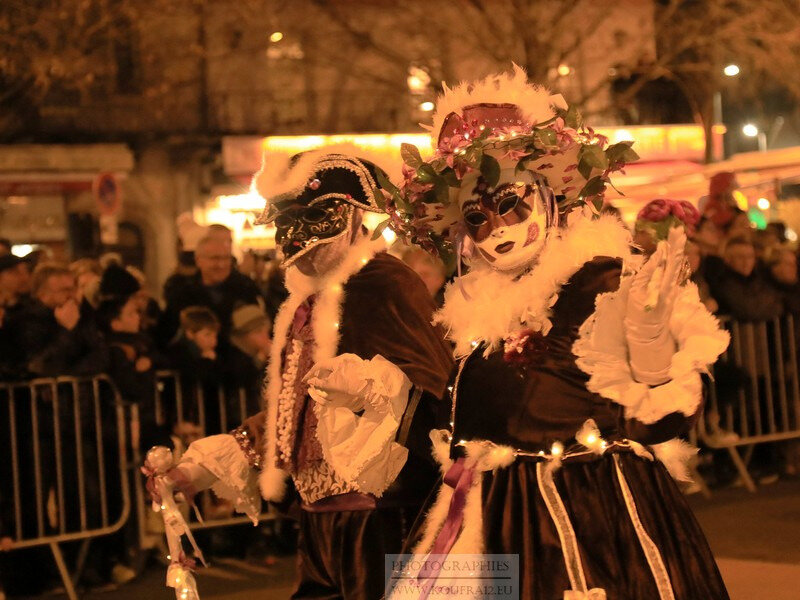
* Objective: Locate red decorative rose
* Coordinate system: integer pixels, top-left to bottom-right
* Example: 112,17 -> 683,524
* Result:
503,329 -> 549,366
637,198 -> 671,222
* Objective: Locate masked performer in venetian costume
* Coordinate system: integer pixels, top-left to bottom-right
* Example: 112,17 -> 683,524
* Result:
387,68 -> 730,600
146,146 -> 453,600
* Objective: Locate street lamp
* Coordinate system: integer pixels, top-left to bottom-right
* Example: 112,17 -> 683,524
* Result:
712,64 -> 742,160
742,123 -> 767,152
723,64 -> 740,77
419,101 -> 435,112
742,123 -> 759,137
407,67 -> 431,93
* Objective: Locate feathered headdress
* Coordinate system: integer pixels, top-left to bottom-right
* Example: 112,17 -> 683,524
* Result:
384,65 -> 638,263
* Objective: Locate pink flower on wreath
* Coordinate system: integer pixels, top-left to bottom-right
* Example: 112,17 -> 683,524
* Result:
503,148 -> 531,162
438,133 -> 473,156
638,198 -> 700,228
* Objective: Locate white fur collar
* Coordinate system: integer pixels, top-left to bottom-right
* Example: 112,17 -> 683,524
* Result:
259,235 -> 386,501
434,215 -> 633,357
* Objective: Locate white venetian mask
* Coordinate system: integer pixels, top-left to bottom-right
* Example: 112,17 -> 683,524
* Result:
457,165 -> 555,272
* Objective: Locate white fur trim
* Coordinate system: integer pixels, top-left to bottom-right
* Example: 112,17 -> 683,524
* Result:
429,429 -> 454,474
650,438 -> 698,483
573,276 -> 730,424
258,236 -> 385,501
412,436 -> 520,559
430,65 -> 561,143
435,215 -> 633,357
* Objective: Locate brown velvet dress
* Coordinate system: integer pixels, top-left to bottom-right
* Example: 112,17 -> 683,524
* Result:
404,257 -> 729,600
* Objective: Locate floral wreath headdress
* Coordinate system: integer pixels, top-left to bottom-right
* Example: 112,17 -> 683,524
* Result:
371,65 -> 639,269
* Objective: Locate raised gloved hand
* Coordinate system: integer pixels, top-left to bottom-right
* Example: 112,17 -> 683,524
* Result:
305,353 -> 409,415
304,353 -> 371,410
625,227 -> 687,385
305,354 -> 412,495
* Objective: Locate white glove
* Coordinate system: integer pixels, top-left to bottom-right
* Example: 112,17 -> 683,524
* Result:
306,353 -> 412,496
625,227 -> 687,385
305,353 -> 409,416
304,353 -> 371,410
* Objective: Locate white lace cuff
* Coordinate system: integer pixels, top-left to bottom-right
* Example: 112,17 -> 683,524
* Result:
313,354 -> 411,496
181,434 -> 261,522
573,279 -> 729,424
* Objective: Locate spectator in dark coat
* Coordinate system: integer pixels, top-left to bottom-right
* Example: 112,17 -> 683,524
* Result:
96,265 -> 168,451
0,254 -> 25,306
10,263 -> 107,377
710,236 -> 784,321
0,256 -> 32,378
225,304 -> 271,418
159,236 -> 262,348
162,213 -> 205,306
764,245 -> 800,314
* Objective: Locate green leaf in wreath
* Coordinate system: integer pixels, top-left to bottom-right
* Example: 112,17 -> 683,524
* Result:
441,167 -> 461,188
563,104 -> 581,129
479,154 -> 501,188
581,145 -> 609,170
370,218 -> 392,241
577,157 -> 594,181
400,143 -> 423,169
417,164 -> 438,183
375,169 -> 399,195
463,146 -> 484,169
434,178 -> 450,203
535,128 -> 557,147
577,175 -> 606,199
605,141 -> 640,167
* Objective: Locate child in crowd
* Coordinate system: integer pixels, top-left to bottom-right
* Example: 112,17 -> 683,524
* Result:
168,306 -> 222,438
171,306 -> 221,364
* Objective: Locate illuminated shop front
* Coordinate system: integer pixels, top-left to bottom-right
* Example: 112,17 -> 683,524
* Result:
199,125 -> 800,243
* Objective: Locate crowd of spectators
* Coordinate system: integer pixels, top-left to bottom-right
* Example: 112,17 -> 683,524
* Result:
0,219 -> 290,593
1,222 -> 281,395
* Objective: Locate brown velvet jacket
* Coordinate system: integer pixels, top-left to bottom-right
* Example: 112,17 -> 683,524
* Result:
237,252 -> 454,507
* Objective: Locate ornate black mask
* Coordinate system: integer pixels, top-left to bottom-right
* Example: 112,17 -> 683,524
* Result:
274,198 -> 352,264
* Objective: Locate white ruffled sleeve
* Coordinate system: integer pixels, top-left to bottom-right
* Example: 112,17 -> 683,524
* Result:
573,278 -> 729,424
313,355 -> 411,497
181,434 -> 261,522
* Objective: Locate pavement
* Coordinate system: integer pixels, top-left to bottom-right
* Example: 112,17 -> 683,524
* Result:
687,478 -> 800,600
9,479 -> 800,599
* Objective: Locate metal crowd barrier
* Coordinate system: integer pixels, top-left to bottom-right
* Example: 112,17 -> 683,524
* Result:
1,370 -> 279,598
696,314 -> 800,491
0,375 -> 131,600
